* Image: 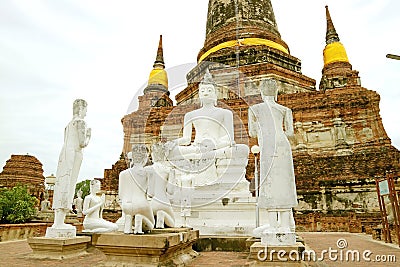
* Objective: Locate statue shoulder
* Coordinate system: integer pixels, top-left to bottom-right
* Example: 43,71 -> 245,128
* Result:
73,118 -> 86,127
216,107 -> 233,116
249,103 -> 263,112
184,110 -> 196,120
119,168 -> 130,177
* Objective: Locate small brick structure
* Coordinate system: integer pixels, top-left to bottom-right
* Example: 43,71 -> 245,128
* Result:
0,154 -> 45,200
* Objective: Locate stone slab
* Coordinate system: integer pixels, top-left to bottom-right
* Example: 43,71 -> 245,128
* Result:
261,231 -> 296,246
27,236 -> 91,260
45,226 -> 76,238
92,228 -> 199,267
173,200 -> 269,236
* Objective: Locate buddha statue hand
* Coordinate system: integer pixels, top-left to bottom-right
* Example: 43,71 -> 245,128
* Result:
198,138 -> 216,153
164,140 -> 177,156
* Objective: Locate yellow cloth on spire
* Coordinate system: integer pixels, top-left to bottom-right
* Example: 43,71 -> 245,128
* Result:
148,68 -> 168,88
199,38 -> 289,62
323,42 -> 349,65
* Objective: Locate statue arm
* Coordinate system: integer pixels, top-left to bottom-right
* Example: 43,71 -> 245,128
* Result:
173,113 -> 192,145
248,107 -> 258,138
284,108 -> 294,138
118,172 -> 126,204
76,120 -> 91,148
166,169 -> 175,196
82,195 -> 102,216
224,110 -> 235,147
145,167 -> 155,198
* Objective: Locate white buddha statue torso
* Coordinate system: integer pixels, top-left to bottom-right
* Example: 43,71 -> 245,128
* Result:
148,143 -> 175,229
118,144 -> 155,234
166,69 -> 248,187
82,180 -> 118,233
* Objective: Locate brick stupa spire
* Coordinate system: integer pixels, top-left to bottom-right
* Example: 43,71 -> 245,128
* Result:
197,0 -> 290,62
139,35 -> 172,109
320,6 -> 361,91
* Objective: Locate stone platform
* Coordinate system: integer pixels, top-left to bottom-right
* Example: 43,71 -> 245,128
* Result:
27,236 -> 91,260
91,227 -> 199,267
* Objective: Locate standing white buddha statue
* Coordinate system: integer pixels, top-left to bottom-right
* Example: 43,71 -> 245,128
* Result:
248,78 -> 297,245
46,99 -> 91,238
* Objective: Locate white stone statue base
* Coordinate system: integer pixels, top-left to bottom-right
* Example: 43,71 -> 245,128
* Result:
260,231 -> 296,246
28,236 -> 90,260
173,197 -> 270,236
45,226 -> 76,238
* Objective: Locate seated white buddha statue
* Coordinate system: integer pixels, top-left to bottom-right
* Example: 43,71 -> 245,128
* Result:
119,144 -> 155,234
82,179 -> 118,233
147,143 -> 175,229
166,69 -> 248,186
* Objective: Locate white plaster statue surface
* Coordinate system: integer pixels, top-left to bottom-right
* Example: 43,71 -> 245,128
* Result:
82,180 -> 117,233
166,69 -> 248,186
248,79 -> 297,239
248,79 -> 297,209
73,189 -> 84,217
119,144 -> 155,234
148,143 -> 175,228
40,190 -> 51,212
50,99 -> 91,231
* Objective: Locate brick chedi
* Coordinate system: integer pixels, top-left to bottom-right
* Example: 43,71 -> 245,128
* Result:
179,0 -> 315,106
0,154 -> 45,198
107,2 -> 400,224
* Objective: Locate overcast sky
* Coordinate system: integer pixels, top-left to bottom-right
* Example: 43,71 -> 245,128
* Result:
1,0 -> 399,181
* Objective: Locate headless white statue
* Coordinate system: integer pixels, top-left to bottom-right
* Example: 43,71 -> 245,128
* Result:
166,69 -> 238,186
148,143 -> 175,229
47,99 -> 91,236
82,180 -> 118,233
119,145 -> 154,234
73,189 -> 84,217
248,79 -> 297,238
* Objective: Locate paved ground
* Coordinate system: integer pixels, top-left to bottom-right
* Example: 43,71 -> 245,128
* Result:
0,232 -> 399,266
299,232 -> 400,266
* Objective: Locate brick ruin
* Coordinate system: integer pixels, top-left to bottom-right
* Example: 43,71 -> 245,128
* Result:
0,154 -> 45,200
103,1 -> 400,231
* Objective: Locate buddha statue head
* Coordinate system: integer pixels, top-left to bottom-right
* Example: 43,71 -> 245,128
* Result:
90,179 -> 101,195
73,99 -> 88,118
131,144 -> 149,167
260,78 -> 278,101
199,69 -> 218,107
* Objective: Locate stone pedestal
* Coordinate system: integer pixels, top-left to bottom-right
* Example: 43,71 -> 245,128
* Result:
28,236 -> 91,260
261,231 -> 296,246
173,198 -> 269,236
248,242 -> 307,266
45,226 -> 76,238
92,228 -> 199,267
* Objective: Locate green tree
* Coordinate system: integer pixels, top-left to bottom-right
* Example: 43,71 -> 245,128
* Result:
0,185 -> 37,224
75,180 -> 90,199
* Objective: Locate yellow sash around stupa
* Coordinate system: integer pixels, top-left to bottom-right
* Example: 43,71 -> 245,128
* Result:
199,38 -> 289,62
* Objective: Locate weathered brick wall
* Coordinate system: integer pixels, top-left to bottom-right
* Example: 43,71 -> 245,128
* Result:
0,223 -> 49,242
294,212 -> 380,233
